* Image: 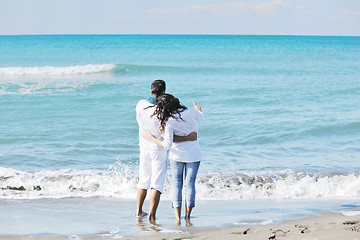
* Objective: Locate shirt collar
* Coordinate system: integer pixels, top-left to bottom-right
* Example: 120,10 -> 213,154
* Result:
147,96 -> 157,104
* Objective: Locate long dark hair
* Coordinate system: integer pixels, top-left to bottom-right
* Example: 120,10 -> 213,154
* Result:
152,94 -> 187,133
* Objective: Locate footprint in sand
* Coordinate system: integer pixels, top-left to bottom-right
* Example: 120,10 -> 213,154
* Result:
343,221 -> 360,232
343,221 -> 359,225
232,228 -> 250,235
295,224 -> 310,234
268,229 -> 290,239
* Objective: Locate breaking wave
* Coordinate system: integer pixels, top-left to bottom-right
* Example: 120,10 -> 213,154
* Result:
1,166 -> 360,200
0,63 -> 118,76
0,63 -> 219,77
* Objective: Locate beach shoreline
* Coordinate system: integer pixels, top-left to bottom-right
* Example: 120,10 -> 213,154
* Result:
2,209 -> 360,240
3,198 -> 358,237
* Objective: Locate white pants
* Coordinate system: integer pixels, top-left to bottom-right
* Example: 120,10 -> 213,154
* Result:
137,150 -> 167,193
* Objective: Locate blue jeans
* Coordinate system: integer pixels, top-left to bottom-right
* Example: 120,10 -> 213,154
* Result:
170,160 -> 200,208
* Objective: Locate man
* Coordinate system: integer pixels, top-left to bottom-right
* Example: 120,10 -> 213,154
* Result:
136,80 -> 196,222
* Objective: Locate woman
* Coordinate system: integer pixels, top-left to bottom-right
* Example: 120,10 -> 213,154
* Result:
144,94 -> 203,222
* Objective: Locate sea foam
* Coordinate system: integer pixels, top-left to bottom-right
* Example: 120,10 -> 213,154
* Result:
1,167 -> 360,200
0,63 -> 117,76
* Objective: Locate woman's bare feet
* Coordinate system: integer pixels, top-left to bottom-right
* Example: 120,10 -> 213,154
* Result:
185,207 -> 193,220
174,206 -> 181,224
185,218 -> 193,227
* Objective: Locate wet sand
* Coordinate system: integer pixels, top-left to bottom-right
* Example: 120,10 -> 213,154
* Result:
2,209 -> 360,240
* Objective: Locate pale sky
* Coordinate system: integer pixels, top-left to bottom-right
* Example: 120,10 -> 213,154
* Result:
1,0 -> 359,36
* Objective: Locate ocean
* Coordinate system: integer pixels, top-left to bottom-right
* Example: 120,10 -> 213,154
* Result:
1,35 -> 360,237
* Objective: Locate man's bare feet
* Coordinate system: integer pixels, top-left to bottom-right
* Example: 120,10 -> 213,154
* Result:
175,218 -> 181,225
136,211 -> 148,217
149,220 -> 161,232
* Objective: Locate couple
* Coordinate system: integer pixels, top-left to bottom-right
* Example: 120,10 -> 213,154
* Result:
136,80 -> 203,223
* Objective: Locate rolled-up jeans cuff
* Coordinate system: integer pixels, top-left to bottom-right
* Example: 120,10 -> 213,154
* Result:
172,202 -> 182,208
185,201 -> 195,208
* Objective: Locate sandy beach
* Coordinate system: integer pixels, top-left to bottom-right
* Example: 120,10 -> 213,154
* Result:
2,209 -> 360,240
107,210 -> 360,240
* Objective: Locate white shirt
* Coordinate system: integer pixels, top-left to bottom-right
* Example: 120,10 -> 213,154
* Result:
161,107 -> 204,162
136,99 -> 165,152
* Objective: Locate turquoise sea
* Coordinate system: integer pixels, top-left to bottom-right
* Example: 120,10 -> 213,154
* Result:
1,35 -> 360,237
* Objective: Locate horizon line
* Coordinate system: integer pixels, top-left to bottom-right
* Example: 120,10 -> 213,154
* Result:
1,33 -> 360,37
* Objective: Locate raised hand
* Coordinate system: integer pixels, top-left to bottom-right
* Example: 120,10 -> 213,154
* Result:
193,100 -> 202,112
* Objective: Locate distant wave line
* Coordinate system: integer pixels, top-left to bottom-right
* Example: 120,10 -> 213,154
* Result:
0,63 -> 119,76
0,63 -> 225,76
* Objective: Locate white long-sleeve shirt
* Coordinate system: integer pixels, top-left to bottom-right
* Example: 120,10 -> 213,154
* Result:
136,99 -> 165,152
161,107 -> 203,162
